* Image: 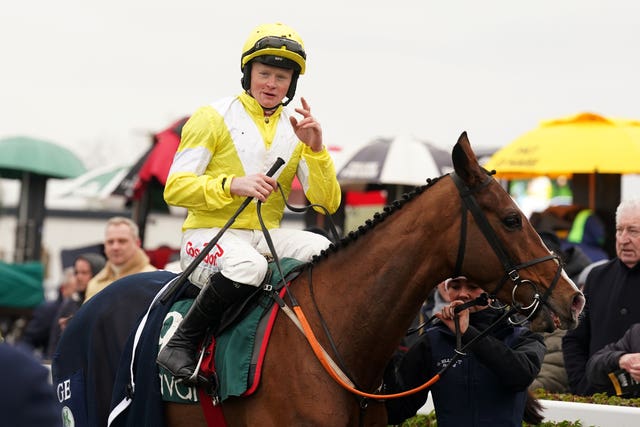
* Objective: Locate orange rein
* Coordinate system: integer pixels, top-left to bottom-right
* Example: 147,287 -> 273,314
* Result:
292,305 -> 441,399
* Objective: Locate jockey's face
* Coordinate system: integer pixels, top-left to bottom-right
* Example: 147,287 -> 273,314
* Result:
249,62 -> 293,110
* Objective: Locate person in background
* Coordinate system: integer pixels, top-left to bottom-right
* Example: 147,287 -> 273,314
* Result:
0,342 -> 62,426
84,217 -> 156,302
17,267 -> 76,359
157,22 -> 341,384
586,323 -> 640,396
384,276 -> 545,426
47,252 -> 106,357
528,231 -> 592,393
563,198 -> 640,395
562,208 -> 608,263
530,205 -> 608,263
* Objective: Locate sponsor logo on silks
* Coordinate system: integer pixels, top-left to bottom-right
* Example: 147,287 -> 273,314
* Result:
185,241 -> 224,267
158,299 -> 200,403
62,406 -> 75,427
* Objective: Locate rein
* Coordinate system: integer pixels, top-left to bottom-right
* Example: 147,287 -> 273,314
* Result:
450,172 -> 562,322
255,172 -> 564,404
255,190 -> 357,388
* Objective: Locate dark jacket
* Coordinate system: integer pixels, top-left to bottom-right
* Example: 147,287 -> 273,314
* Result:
562,259 -> 640,395
47,252 -> 106,358
586,323 -> 640,391
17,297 -> 62,358
385,309 -> 545,427
0,343 -> 62,426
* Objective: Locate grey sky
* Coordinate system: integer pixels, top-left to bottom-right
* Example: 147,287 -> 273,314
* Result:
2,0 -> 639,170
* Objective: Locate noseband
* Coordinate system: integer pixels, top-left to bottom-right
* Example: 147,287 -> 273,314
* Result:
451,172 -> 563,322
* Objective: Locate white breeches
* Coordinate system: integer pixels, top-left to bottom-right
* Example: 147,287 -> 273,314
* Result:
180,228 -> 331,288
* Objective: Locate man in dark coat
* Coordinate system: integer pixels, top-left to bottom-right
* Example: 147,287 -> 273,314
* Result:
563,198 -> 640,395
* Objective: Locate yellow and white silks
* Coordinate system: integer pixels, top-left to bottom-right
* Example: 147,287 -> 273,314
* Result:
164,92 -> 341,287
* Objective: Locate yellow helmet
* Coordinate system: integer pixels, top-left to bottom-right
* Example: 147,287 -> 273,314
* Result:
241,23 -> 306,74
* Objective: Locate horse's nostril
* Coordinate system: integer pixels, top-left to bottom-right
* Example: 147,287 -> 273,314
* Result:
572,293 -> 586,314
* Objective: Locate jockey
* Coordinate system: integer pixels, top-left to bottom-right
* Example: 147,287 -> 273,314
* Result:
156,22 -> 342,384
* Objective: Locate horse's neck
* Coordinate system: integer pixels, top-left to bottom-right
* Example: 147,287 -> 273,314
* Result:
307,186 -> 455,388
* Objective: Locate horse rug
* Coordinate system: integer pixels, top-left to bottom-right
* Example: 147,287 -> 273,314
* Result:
108,259 -> 303,427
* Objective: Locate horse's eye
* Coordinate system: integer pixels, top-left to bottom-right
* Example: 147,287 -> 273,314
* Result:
503,214 -> 522,229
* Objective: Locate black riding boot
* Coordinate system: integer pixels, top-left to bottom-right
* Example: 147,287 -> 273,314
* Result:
156,272 -> 252,384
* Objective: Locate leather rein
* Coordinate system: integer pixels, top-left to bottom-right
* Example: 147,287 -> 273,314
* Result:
256,172 -> 564,407
450,172 -> 563,323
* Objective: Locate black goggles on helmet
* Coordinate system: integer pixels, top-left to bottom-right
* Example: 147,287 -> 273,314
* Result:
247,36 -> 306,59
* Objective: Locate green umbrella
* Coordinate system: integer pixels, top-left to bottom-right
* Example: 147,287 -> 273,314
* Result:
0,136 -> 87,262
0,260 -> 44,308
0,136 -> 86,179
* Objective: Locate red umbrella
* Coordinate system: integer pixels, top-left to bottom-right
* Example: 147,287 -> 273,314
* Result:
111,117 -> 188,246
113,116 -> 189,200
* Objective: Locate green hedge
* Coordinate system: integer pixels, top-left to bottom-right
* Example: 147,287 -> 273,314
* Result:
394,410 -> 585,426
392,391 -> 640,427
532,390 -> 640,408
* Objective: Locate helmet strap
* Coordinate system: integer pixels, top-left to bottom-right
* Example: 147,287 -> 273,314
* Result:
241,63 -> 252,91
261,103 -> 281,113
282,71 -> 299,106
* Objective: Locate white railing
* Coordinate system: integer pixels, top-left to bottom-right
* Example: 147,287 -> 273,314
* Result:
418,395 -> 640,426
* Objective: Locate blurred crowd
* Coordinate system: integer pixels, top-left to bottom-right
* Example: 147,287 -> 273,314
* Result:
1,196 -> 639,426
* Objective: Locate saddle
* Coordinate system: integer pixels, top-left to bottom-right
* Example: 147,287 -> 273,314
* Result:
159,258 -> 305,404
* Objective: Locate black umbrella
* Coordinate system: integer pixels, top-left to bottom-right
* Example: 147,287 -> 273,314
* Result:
337,135 -> 452,187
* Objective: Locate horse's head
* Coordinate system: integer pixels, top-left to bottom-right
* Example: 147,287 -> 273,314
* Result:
450,132 -> 584,332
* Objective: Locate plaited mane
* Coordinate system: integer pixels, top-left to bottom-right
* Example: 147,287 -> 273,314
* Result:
310,175 -> 442,264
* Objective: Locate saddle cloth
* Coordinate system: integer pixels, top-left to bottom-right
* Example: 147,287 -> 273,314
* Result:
161,258 -> 303,402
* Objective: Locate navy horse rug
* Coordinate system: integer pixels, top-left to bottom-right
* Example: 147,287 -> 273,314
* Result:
52,260 -> 303,427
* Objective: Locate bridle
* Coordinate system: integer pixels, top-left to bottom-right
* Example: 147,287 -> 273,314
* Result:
450,172 -> 563,322
250,171 -> 567,413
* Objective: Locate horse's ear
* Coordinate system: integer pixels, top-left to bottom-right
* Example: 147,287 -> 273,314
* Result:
452,131 -> 483,185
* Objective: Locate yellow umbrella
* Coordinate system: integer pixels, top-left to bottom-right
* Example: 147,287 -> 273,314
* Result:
485,112 -> 640,211
485,112 -> 640,179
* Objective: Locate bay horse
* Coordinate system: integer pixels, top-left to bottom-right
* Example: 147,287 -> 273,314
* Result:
56,133 -> 585,426
164,132 -> 584,426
